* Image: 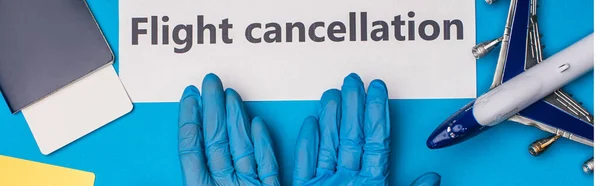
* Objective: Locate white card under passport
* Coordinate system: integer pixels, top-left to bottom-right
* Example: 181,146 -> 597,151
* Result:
119,0 -> 476,102
22,65 -> 132,155
0,0 -> 133,155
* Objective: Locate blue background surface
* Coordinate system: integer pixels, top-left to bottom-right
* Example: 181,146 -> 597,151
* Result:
0,0 -> 594,185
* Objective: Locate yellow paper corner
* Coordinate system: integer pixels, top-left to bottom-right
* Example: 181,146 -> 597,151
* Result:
0,155 -> 95,186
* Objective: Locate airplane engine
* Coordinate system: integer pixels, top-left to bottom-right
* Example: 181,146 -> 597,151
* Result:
486,0 -> 498,4
472,37 -> 502,59
528,134 -> 560,156
583,158 -> 594,174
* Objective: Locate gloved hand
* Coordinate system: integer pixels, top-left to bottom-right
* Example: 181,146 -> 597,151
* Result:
292,73 -> 441,186
178,73 -> 280,186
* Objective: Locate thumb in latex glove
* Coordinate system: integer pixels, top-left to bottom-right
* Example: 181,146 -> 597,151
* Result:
410,172 -> 441,186
178,73 -> 280,186
292,73 -> 441,186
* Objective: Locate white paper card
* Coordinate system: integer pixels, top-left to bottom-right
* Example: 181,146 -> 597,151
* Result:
119,0 -> 476,102
23,65 -> 133,155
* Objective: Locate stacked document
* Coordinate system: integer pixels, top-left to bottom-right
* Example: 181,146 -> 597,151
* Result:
0,0 -> 133,155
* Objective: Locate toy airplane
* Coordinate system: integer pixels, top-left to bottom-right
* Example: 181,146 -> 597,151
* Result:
426,0 -> 595,173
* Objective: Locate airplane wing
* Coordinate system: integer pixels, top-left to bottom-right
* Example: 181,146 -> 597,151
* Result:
491,0 -> 594,146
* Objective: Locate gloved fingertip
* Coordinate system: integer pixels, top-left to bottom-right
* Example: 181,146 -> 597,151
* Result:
410,172 -> 442,186
179,86 -> 201,128
343,73 -> 364,87
181,85 -> 200,100
321,89 -> 341,101
369,79 -> 388,94
297,116 -> 319,154
320,89 -> 341,114
252,117 -> 265,126
204,72 -> 220,81
225,88 -> 243,105
346,72 -> 361,80
202,73 -> 224,89
293,116 -> 320,183
225,87 -> 238,96
201,73 -> 225,110
251,117 -> 268,140
250,116 -> 280,185
301,116 -> 319,131
366,80 -> 389,103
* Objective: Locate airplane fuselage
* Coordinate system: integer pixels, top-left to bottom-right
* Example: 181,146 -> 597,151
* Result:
427,34 -> 594,149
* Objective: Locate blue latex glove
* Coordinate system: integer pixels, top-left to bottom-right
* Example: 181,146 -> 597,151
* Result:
292,73 -> 441,186
409,172 -> 441,186
178,73 -> 280,186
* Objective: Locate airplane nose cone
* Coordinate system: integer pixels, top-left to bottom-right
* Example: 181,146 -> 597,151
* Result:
426,102 -> 486,149
426,121 -> 459,149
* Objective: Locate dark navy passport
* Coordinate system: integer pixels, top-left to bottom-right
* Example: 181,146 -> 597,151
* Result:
0,0 -> 113,113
